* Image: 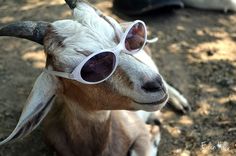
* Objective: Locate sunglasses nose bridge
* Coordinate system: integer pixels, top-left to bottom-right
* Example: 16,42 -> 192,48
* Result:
113,42 -> 125,55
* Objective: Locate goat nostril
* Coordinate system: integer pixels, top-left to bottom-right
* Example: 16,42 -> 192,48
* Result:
141,77 -> 163,93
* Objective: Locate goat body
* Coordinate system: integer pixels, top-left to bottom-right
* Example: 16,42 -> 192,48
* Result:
42,72 -> 159,155
44,99 -> 152,156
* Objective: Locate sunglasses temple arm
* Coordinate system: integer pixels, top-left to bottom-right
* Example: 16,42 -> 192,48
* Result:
43,69 -> 73,79
146,37 -> 158,44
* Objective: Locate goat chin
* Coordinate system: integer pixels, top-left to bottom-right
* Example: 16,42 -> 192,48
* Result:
182,0 -> 236,12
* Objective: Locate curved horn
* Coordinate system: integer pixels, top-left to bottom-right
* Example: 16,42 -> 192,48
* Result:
0,21 -> 50,45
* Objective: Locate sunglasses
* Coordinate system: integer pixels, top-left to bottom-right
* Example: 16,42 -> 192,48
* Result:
45,20 -> 157,84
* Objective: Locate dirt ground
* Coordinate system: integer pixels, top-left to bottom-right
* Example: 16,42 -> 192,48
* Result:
0,0 -> 236,156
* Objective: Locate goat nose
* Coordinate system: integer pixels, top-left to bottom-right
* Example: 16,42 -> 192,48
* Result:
141,75 -> 165,93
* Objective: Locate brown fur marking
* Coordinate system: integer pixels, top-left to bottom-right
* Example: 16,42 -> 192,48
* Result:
43,78 -> 152,156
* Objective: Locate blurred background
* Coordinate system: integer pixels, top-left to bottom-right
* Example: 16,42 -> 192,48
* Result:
0,0 -> 235,155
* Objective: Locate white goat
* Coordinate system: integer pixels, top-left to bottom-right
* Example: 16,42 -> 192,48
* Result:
182,0 -> 236,12
0,0 -> 189,155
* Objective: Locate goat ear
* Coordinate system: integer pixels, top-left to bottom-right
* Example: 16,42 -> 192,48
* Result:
0,72 -> 59,145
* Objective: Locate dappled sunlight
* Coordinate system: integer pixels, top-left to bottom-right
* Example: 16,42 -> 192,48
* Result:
171,149 -> 191,156
194,91 -> 235,116
196,83 -> 235,105
0,0 -> 71,25
95,0 -> 112,12
205,129 -> 224,137
197,27 -> 229,38
92,0 -> 138,23
20,0 -> 65,11
182,25 -> 236,65
218,94 -> 236,105
162,110 -> 176,120
219,14 -> 236,27
0,16 -> 14,23
196,100 -> 211,116
22,49 -> 46,69
199,84 -> 218,94
168,43 -> 181,53
189,37 -> 236,62
195,141 -> 233,156
163,125 -> 182,138
195,143 -> 215,156
94,0 -> 121,21
178,116 -> 193,126
176,25 -> 186,32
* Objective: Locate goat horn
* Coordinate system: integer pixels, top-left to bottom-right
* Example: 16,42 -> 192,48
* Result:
65,0 -> 83,9
0,21 -> 50,45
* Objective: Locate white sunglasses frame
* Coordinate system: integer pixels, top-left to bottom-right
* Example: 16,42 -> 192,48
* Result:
45,20 -> 155,84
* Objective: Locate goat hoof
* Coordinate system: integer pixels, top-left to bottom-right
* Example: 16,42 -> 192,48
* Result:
168,96 -> 191,114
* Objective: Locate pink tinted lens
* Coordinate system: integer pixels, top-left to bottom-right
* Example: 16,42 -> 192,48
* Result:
125,22 -> 146,51
81,52 -> 116,82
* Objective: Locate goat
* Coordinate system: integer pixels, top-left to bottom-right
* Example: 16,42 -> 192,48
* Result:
0,0 -> 190,155
182,0 -> 236,12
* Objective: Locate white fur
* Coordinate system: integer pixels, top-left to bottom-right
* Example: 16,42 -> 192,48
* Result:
136,110 -> 152,122
52,3 -> 168,109
167,83 -> 190,111
131,132 -> 160,156
64,96 -> 111,122
149,133 -> 160,156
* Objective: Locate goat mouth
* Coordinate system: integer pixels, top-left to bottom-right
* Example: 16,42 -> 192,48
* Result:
134,94 -> 168,105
